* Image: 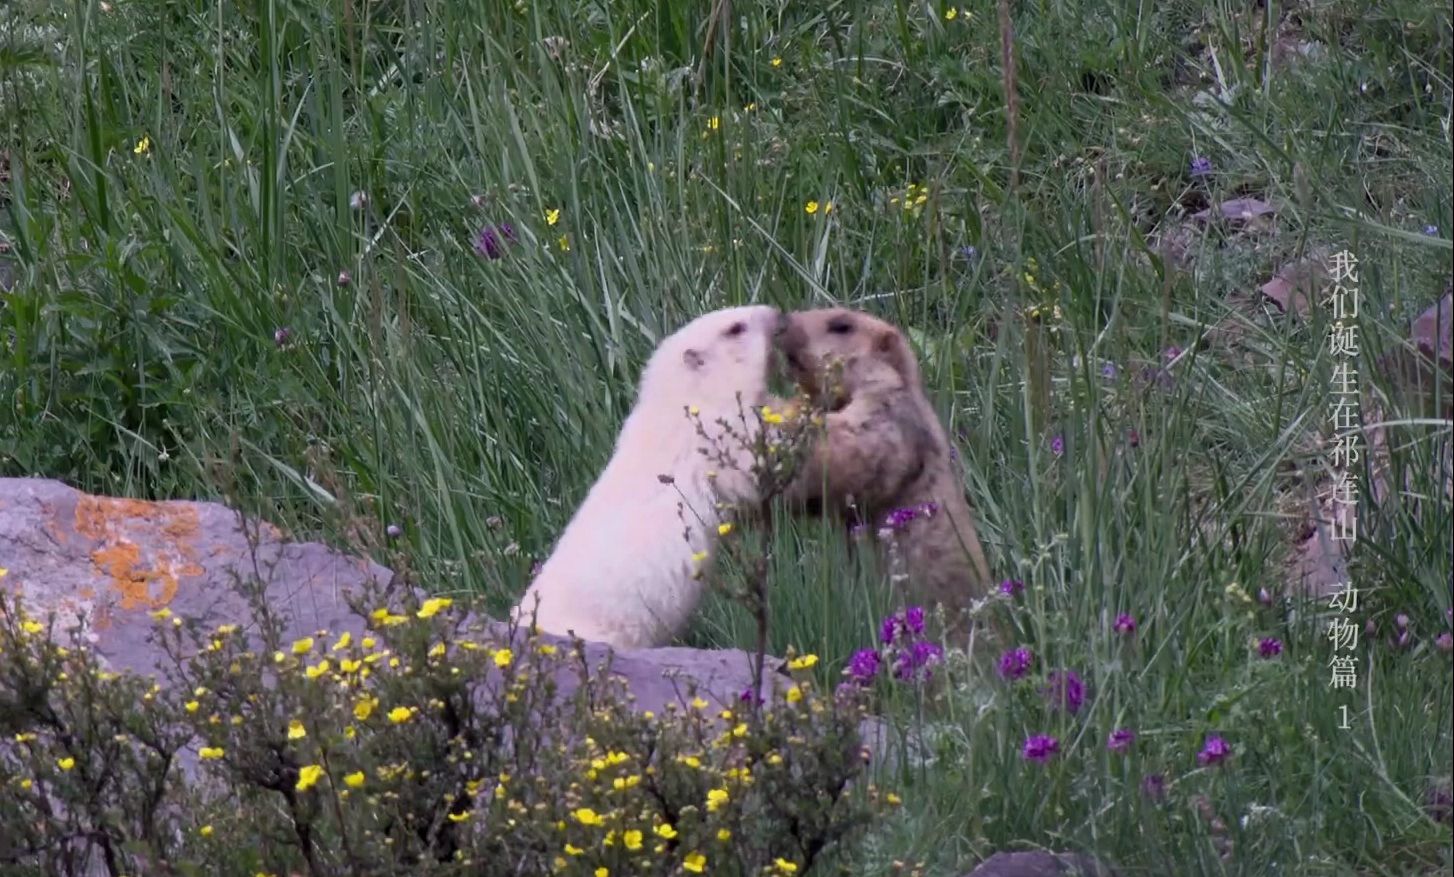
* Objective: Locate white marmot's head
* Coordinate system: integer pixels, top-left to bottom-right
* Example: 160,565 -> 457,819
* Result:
636,305 -> 785,410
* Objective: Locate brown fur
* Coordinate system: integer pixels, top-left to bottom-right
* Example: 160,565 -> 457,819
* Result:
774,308 -> 994,632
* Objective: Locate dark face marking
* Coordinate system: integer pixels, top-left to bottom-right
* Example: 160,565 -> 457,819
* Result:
724,321 -> 747,338
826,316 -> 855,335
683,348 -> 706,369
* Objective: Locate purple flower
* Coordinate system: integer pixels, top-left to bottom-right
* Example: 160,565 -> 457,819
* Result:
385,523 -> 403,539
958,245 -> 979,261
738,686 -> 764,706
336,269 -> 352,286
846,648 -> 881,684
1113,614 -> 1137,636
999,578 -> 1024,598
474,222 -> 519,259
1127,428 -> 1141,448
1196,734 -> 1231,767
1365,619 -> 1377,637
1257,587 -> 1273,606
904,606 -> 926,635
1423,224 -> 1440,237
1396,613 -> 1410,630
1436,632 -> 1453,653
997,647 -> 1034,681
1050,434 -> 1065,457
1426,785 -> 1453,825
1257,637 -> 1283,658
894,640 -> 944,681
1042,669 -> 1086,714
1101,361 -> 1119,380
1163,345 -> 1183,362
879,614 -> 898,645
1189,156 -> 1213,177
1107,727 -> 1137,754
1141,773 -> 1167,801
1392,629 -> 1412,650
273,326 -> 292,347
1022,734 -> 1060,763
882,503 -> 938,530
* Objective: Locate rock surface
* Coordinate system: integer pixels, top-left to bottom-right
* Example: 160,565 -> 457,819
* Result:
0,477 -> 897,769
961,851 -> 1119,877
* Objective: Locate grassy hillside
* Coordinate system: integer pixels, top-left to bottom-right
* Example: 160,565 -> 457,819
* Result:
2,0 -> 1450,872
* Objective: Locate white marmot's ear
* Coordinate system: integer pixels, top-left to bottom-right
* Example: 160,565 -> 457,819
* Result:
683,348 -> 706,370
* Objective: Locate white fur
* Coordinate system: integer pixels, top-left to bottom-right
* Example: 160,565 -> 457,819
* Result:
510,305 -> 781,649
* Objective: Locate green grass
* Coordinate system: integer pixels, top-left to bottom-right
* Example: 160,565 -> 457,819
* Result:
2,0 -> 1451,873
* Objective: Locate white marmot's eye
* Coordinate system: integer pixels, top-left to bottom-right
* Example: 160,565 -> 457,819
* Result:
724,322 -> 747,337
827,319 -> 855,335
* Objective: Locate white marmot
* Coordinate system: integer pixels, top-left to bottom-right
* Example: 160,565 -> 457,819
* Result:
510,304 -> 786,650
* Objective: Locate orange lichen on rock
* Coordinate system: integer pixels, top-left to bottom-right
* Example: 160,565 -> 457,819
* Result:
73,496 -> 204,613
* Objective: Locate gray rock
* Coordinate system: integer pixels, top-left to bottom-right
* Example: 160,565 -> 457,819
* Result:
963,850 -> 1120,877
0,477 -> 888,768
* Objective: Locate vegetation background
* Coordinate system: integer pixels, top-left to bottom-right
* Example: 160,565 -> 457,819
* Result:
1,0 -> 1450,872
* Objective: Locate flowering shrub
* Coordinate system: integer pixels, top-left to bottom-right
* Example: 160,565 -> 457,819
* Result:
0,581 -> 886,876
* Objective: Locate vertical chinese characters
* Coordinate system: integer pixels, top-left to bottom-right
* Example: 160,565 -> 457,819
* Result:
1325,251 -> 1362,714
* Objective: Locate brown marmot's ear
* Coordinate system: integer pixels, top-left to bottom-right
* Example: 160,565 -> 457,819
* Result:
873,326 -> 914,381
683,348 -> 706,370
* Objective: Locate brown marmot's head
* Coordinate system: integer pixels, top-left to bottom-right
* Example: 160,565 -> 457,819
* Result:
638,304 -> 787,408
778,308 -> 921,408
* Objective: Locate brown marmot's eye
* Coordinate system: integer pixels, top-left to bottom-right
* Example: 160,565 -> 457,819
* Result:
724,322 -> 747,337
826,318 -> 855,335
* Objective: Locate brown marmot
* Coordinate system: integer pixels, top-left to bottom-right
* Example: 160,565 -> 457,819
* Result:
510,305 -> 786,650
774,307 -> 994,632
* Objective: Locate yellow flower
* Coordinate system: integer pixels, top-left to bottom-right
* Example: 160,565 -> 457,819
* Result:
331,631 -> 351,650
19,779 -> 33,790
707,116 -> 721,131
557,234 -> 570,252
573,807 -> 604,826
595,870 -> 609,877
21,619 -> 44,634
133,135 -> 151,155
0,567 -> 7,578
199,824 -> 214,837
493,648 -> 514,669
623,829 -> 643,850
683,852 -> 707,872
743,101 -> 757,112
417,597 -> 453,619
717,828 -> 732,840
717,522 -> 733,536
344,771 -> 366,789
295,764 -> 324,791
198,747 -> 224,760
304,660 -> 331,679
886,792 -> 903,805
538,643 -> 557,656
564,843 -> 584,856
824,201 -> 835,214
771,57 -> 783,67
945,7 -> 958,19
691,550 -> 709,564
57,757 -> 76,771
786,686 -> 803,703
290,637 -> 315,655
287,720 -> 307,740
691,697 -> 709,710
787,654 -> 818,670
688,405 -> 701,416
731,722 -> 747,737
387,706 -> 414,724
448,810 -> 472,822
677,754 -> 702,768
340,658 -> 362,673
546,208 -> 561,226
655,822 -> 678,839
805,200 -> 820,215
150,607 -> 172,620
706,788 -> 729,811
354,697 -> 379,720
760,405 -> 785,425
